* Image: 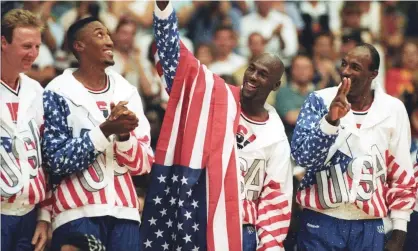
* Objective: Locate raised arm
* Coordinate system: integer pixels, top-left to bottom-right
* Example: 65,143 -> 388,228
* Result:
153,0 -> 180,93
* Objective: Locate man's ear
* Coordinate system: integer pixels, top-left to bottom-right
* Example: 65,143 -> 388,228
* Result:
370,70 -> 378,81
1,36 -> 9,51
74,41 -> 85,54
273,80 -> 281,91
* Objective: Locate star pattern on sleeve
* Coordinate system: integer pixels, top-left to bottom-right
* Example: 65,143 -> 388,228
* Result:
153,11 -> 180,92
42,90 -> 99,180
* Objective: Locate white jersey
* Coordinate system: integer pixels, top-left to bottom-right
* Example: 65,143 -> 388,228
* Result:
291,86 -> 415,231
414,152 -> 418,212
1,74 -> 50,221
238,104 -> 293,250
43,69 -> 154,230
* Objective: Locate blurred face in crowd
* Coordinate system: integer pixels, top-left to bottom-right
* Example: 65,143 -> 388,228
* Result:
313,35 -> 333,59
1,26 -> 41,73
196,44 -> 214,66
242,53 -> 282,102
213,28 -> 235,59
342,7 -> 362,29
256,1 -> 273,17
113,22 -> 136,53
248,33 -> 266,59
75,21 -> 115,66
401,42 -> 418,71
340,46 -> 377,99
292,56 -> 314,86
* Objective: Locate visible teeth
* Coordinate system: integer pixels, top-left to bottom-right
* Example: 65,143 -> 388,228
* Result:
247,82 -> 256,88
104,50 -> 113,56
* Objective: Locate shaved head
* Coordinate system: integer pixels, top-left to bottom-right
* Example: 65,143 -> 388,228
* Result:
253,53 -> 285,82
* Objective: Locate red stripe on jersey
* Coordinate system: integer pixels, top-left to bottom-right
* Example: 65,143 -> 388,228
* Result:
57,186 -> 71,210
65,179 -> 83,207
99,188 -> 107,204
34,177 -> 43,202
28,182 -> 35,204
124,174 -> 137,208
115,176 -> 128,207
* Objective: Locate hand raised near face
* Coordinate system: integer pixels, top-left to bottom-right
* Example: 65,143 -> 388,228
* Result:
325,77 -> 351,126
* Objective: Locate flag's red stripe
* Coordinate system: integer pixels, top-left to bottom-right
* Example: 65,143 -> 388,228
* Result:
180,64 -> 206,167
115,176 -> 128,207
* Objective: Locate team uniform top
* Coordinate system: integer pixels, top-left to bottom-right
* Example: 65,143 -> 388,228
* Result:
1,74 -> 50,221
42,68 -> 154,229
154,3 -> 293,250
291,86 -> 416,231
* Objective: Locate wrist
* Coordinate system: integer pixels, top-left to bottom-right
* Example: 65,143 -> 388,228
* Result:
325,114 -> 339,126
99,122 -> 112,138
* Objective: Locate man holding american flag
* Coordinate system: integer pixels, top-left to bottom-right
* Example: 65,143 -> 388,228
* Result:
139,1 -> 293,251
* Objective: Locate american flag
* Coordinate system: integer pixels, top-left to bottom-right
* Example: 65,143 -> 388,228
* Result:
139,8 -> 242,251
292,91 -> 416,217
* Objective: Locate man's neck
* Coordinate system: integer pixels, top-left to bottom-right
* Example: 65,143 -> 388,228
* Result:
348,89 -> 374,111
240,96 -> 268,120
1,62 -> 20,90
73,63 -> 107,90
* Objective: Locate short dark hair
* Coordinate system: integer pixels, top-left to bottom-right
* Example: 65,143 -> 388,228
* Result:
66,17 -> 99,59
291,53 -> 313,68
213,24 -> 234,37
356,43 -> 380,71
314,31 -> 334,45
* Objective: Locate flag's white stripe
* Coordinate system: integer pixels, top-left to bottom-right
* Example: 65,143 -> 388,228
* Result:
164,82 -> 185,166
189,65 -> 214,169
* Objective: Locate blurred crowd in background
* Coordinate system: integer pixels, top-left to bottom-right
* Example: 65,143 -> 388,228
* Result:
1,0 -> 417,155
1,1 -> 417,250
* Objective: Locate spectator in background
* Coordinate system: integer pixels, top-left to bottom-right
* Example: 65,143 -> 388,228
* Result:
194,42 -> 215,66
312,32 -> 340,89
209,25 -> 246,75
110,18 -> 153,98
385,41 -> 418,101
185,1 -> 241,46
240,1 -> 298,66
60,1 -> 118,33
220,74 -> 238,87
275,54 -> 315,140
297,1 -> 332,55
23,1 -> 65,53
381,1 -> 406,64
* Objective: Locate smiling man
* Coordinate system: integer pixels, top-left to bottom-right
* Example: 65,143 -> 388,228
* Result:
41,17 -> 154,251
291,44 -> 415,251
139,1 -> 293,251
1,9 -> 49,251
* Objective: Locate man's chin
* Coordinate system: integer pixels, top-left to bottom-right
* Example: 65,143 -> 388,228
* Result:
104,60 -> 115,66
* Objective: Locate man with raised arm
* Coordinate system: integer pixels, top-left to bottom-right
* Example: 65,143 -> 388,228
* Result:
291,44 -> 416,251
139,1 -> 293,251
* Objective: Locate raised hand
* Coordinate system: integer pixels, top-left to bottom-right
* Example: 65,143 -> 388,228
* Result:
325,77 -> 351,126
156,0 -> 170,10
